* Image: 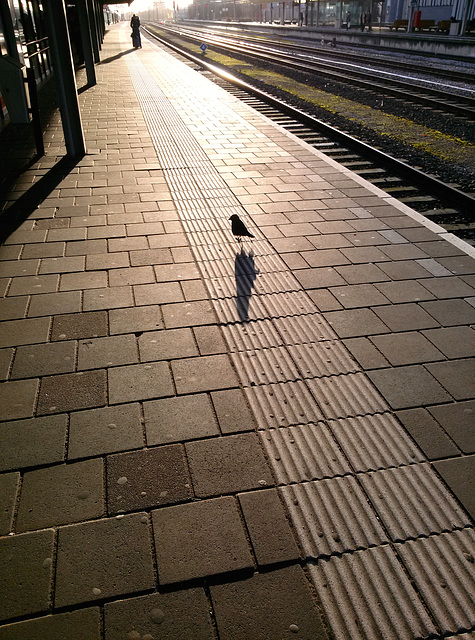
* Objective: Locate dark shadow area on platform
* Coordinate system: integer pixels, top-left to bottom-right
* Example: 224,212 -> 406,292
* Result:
235,249 -> 258,323
98,48 -> 135,65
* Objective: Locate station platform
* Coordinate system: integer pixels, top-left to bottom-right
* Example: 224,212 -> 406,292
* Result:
0,21 -> 474,639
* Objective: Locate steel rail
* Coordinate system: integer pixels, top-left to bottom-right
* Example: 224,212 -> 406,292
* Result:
144,26 -> 475,213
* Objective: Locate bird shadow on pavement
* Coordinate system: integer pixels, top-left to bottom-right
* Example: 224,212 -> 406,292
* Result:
235,248 -> 259,323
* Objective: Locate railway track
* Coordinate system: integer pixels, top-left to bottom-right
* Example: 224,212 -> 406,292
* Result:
143,26 -> 475,243
151,23 -> 475,120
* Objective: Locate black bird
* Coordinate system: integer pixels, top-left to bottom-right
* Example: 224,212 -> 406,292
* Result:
230,214 -> 254,242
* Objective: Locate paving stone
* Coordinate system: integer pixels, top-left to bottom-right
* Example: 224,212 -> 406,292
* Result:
374,280 -> 435,304
144,393 -> 219,445
373,303 -> 439,332
153,262 -> 201,283
0,529 -> 54,619
309,233 -> 352,249
78,334 -> 138,370
378,244 -> 428,261
416,275 -> 475,299
395,408 -> 460,460
0,472 -> 19,535
107,444 -> 192,514
172,354 -> 238,395
370,331 -> 444,366
0,378 -> 38,421
39,256 -> 85,274
0,316 -> 50,348
238,489 -> 300,565
420,299 -> 475,326
0,608 -> 101,639
378,260 -> 432,280
129,248 -> 174,266
342,337 -> 390,369
193,325 -> 227,355
109,304 -> 163,335
16,459 -> 104,532
69,403 -> 143,459
335,263 -> 390,285
55,513 -> 155,607
368,366 -> 452,410
11,340 -> 76,379
210,565 -> 329,640
0,296 -> 28,321
161,300 -> 217,328
133,282 -> 184,306
83,285 -> 134,311
65,239 -> 108,256
108,362 -> 174,404
138,327 -> 198,362
181,278 -> 208,301
104,589 -> 213,640
306,289 -> 342,311
51,311 -> 108,341
397,227 -> 439,243
299,249 -> 350,268
86,252 -> 130,270
210,388 -> 257,434
109,266 -> 155,287
21,242 -> 65,259
329,284 -> 389,308
3,229 -> 47,245
28,290 -> 82,317
0,348 -> 13,381
186,433 -> 273,497
438,255 -> 475,275
37,370 -> 107,415
323,308 -> 390,338
425,323 -> 473,355
340,246 -> 390,263
432,455 -> 475,518
294,267 -> 346,289
425,359 -> 475,401
59,271 -> 107,292
152,496 -> 253,584
0,258 -> 39,277
428,401 -> 475,454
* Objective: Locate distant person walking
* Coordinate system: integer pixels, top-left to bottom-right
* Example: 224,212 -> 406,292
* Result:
346,10 -> 351,29
130,14 -> 141,49
360,11 -> 366,30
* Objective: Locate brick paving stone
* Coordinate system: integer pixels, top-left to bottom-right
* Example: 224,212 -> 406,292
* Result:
397,227 -> 439,243
373,303 -> 439,332
238,489 -> 300,565
3,229 -> 47,245
134,282 -> 184,306
297,249 -> 350,268
428,401 -> 475,454
378,244 -> 428,260
330,284 -> 389,308
307,289 -> 342,311
86,252 -> 130,270
0,529 -> 54,619
16,459 -> 104,532
378,260 -> 432,280
425,359 -> 475,401
37,370 -> 107,415
129,248 -> 173,266
47,229 -> 87,243
210,388 -> 257,434
0,316 -> 51,348
309,234 -> 352,249
108,362 -> 174,404
374,280 -> 435,304
417,276 -> 475,299
0,245 -> 22,260
342,337 -> 390,370
65,239 -> 107,256
181,279 -> 208,301
161,300 -> 217,328
106,444 -> 192,514
368,366 -> 452,410
83,285 -> 134,311
0,348 -> 13,380
144,393 -> 219,445
0,414 -> 67,472
323,308 -> 390,338
153,262 -> 201,283
210,565 -> 329,640
103,589 -> 214,640
11,340 -> 76,379
370,332 -> 444,366
51,311 -> 108,341
39,256 -> 85,274
437,255 -> 475,275
270,237 -> 316,253
172,354 -> 238,395
433,455 -> 475,518
340,246 -> 391,263
55,513 -> 155,607
186,433 -> 273,497
28,291 -> 82,317
148,233 -> 188,249
0,296 -> 28,321
0,258 -> 39,277
138,327 -> 198,362
335,263 -> 391,285
59,271 -> 107,292
7,274 -> 58,297
0,378 -> 38,421
396,408 -> 460,460
88,225 -> 126,239
109,305 -> 163,335
0,472 -> 19,535
69,403 -> 143,459
78,334 -> 138,370
294,267 -> 346,289
152,497 -> 253,584
420,299 -> 475,327
0,608 -> 101,640
193,325 -> 227,355
341,231 -> 390,247
108,266 -> 155,287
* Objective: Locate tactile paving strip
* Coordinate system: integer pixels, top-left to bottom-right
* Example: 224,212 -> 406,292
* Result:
127,44 -> 474,639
